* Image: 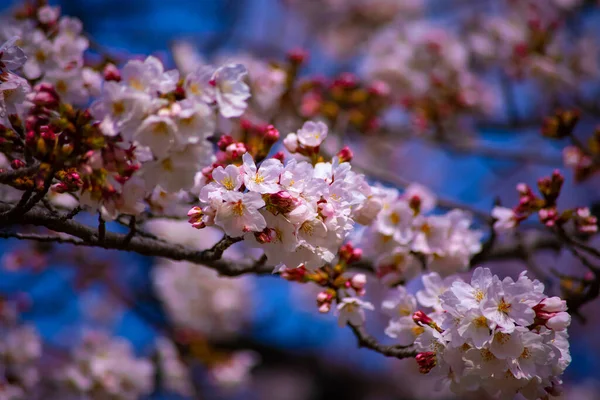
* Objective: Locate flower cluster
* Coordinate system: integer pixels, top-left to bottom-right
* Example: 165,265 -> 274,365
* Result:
0,300 -> 42,399
190,121 -> 371,271
358,183 -> 483,283
0,38 -> 30,125
468,0 -> 598,87
297,72 -> 391,134
362,23 -> 495,133
78,53 -> 253,219
491,170 -> 598,234
284,0 -> 424,57
383,268 -> 572,399
153,258 -> 252,339
148,221 -> 253,339
0,4 -> 100,105
56,331 -> 155,400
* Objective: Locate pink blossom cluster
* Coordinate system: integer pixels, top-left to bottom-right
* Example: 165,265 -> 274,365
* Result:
468,0 -> 598,86
190,121 -> 372,271
0,5 -> 101,106
56,331 -> 155,400
0,301 -> 42,399
358,184 -> 483,283
384,268 -> 571,399
362,23 -> 496,132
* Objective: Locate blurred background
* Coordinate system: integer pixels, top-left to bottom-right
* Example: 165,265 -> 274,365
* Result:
1,0 -> 600,399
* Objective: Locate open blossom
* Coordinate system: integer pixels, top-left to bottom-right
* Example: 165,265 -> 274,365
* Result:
215,191 -> 267,237
241,152 -> 283,194
416,272 -> 461,312
0,37 -> 27,73
337,297 -> 374,327
382,286 -> 423,346
212,63 -> 251,118
408,267 -> 571,400
296,120 -> 328,147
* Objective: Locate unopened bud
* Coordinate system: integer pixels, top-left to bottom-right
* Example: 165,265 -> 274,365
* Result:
412,311 -> 433,326
287,48 -> 308,64
263,125 -> 280,144
339,243 -> 362,264
217,135 -> 234,151
337,146 -> 353,163
415,352 -> 437,374
103,63 -> 121,82
350,274 -> 367,291
269,191 -> 296,214
10,159 -> 26,170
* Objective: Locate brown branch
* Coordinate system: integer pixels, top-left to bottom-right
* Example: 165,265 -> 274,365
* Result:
0,203 -> 273,277
0,162 -> 41,184
347,322 -> 416,359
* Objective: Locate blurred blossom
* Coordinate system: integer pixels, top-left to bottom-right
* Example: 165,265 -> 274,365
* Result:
55,331 -> 154,400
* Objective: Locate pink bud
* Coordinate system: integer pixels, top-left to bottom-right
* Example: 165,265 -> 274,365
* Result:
287,48 -> 308,64
318,303 -> 331,313
217,135 -> 234,151
269,191 -> 296,214
337,146 -> 353,163
412,311 -> 433,326
103,63 -> 121,82
546,312 -> 571,331
415,352 -> 437,374
540,297 -> 567,313
350,274 -> 367,290
271,151 -> 285,162
316,291 -> 330,303
10,159 -> 25,170
263,125 -> 280,143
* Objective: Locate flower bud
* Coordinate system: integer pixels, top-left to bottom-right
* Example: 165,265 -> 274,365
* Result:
217,135 -> 234,151
10,159 -> 25,170
337,146 -> 353,163
539,297 -> 567,313
287,48 -> 308,64
412,310 -> 433,326
415,352 -> 437,374
546,312 -> 571,331
263,125 -> 280,144
269,191 -> 296,214
103,63 -> 121,82
187,206 -> 205,229
350,274 -> 367,291
271,151 -> 285,163
339,243 -> 362,264
283,133 -> 298,153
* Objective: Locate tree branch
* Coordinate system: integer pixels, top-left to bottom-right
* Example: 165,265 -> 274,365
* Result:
347,322 -> 416,359
0,203 -> 273,277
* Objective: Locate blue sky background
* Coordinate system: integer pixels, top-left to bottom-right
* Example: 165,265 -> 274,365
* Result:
1,0 -> 600,399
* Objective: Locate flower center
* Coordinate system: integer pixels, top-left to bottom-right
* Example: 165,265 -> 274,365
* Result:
389,211 -> 401,225
473,316 -> 488,328
221,177 -> 235,190
232,201 -> 245,216
498,298 -> 511,314
474,289 -> 485,302
253,173 -> 265,184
